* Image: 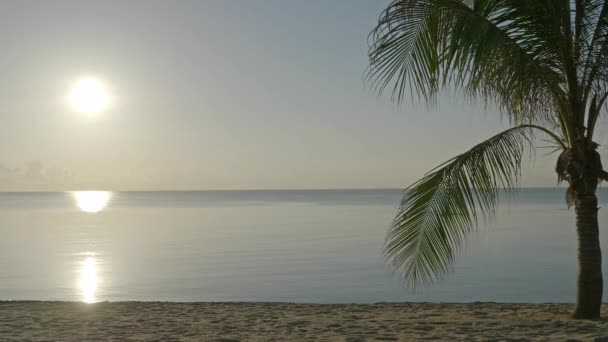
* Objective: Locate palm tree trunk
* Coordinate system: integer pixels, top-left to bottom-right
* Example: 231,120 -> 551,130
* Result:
573,193 -> 603,319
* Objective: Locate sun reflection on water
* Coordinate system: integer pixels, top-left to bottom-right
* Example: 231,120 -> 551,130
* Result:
72,191 -> 112,213
79,256 -> 98,303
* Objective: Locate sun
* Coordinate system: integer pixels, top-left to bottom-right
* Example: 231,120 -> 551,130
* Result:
69,78 -> 110,114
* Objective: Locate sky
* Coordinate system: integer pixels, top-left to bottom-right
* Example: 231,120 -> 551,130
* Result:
0,0 -> 595,191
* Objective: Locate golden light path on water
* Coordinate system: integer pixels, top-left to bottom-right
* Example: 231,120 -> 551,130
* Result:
79,255 -> 98,303
71,192 -> 111,302
72,191 -> 112,213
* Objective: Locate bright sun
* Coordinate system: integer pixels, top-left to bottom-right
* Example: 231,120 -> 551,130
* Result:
69,78 -> 110,114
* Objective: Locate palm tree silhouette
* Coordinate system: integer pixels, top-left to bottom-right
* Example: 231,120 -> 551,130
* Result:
367,0 -> 608,319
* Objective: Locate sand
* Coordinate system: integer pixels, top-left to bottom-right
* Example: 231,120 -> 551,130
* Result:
1,302 -> 607,341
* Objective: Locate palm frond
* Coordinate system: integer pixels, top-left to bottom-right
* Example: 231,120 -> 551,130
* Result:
586,92 -> 608,141
367,0 -> 566,125
386,125 -> 537,288
580,0 -> 608,98
538,138 -> 567,156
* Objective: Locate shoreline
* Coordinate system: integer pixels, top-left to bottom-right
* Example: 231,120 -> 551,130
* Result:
1,302 -> 607,341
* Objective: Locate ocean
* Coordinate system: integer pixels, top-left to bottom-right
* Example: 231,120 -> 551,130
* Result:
1,188 -> 607,303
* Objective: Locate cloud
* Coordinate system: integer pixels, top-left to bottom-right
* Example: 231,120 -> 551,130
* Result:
0,164 -> 20,180
0,161 -> 73,191
24,161 -> 44,180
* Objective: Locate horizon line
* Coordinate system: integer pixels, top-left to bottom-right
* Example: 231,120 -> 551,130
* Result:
0,186 -> 572,194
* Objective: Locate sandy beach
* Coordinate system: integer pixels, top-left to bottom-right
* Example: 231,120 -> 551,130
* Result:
0,302 -> 606,341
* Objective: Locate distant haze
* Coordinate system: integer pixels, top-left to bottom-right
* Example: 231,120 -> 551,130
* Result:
0,0 -> 597,191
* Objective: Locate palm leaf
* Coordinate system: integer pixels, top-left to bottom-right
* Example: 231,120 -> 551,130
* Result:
386,125 -> 535,288
580,0 -> 608,98
367,0 -> 566,125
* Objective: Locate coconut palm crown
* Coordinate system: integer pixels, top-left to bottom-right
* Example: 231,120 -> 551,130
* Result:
367,0 -> 608,319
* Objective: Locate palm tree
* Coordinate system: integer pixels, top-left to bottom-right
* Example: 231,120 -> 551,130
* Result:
367,0 -> 608,319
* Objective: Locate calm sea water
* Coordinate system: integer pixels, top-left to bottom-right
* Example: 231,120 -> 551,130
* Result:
1,188 -> 607,303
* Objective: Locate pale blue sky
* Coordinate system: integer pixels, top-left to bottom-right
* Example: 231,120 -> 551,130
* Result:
0,0 -> 584,191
